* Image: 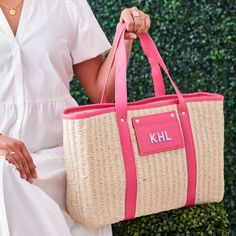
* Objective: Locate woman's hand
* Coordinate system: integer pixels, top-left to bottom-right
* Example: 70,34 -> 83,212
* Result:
0,134 -> 37,184
118,6 -> 151,40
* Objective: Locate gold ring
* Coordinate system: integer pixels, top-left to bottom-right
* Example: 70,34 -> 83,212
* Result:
9,151 -> 16,155
132,11 -> 140,17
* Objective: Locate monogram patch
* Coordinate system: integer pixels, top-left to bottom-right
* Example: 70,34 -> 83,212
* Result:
131,111 -> 184,156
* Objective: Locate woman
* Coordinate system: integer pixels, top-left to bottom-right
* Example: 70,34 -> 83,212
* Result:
0,0 -> 150,235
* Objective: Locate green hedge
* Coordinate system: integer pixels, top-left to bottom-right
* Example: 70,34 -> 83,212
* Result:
112,203 -> 228,236
70,0 -> 235,234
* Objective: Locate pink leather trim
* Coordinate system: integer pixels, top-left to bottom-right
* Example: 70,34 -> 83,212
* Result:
139,34 -> 165,96
178,108 -> 197,206
116,118 -> 137,220
62,92 -> 224,120
100,25 -> 125,103
115,26 -> 137,220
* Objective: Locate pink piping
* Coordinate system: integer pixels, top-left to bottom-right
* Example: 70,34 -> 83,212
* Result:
62,93 -> 223,120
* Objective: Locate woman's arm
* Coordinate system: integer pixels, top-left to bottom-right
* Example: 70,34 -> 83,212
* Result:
73,7 -> 151,103
73,38 -> 133,103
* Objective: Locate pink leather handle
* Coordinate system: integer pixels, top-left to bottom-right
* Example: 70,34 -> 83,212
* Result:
100,25 -> 125,103
100,25 -> 165,103
115,24 -> 187,120
139,33 -> 165,97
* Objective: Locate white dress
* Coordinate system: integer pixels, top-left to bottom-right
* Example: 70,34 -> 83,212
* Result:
0,0 -> 113,235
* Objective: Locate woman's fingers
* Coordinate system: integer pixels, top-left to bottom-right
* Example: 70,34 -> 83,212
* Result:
130,7 -> 142,33
5,153 -> 17,167
17,150 -> 34,183
12,147 -> 37,184
136,12 -> 148,34
117,22 -> 137,40
145,14 -> 151,32
8,140 -> 34,183
119,7 -> 151,39
8,152 -> 27,180
1,149 -> 27,180
124,32 -> 137,40
20,142 -> 37,180
120,8 -> 135,32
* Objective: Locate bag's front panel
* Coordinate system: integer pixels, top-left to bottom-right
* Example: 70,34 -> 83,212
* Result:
127,104 -> 188,218
187,101 -> 224,204
63,112 -> 126,227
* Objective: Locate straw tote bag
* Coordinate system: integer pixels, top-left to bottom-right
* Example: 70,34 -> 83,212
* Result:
62,24 -> 224,228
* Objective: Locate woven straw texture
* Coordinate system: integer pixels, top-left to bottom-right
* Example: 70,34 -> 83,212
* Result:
63,100 -> 224,228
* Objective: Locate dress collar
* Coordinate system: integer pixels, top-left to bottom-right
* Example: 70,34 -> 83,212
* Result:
0,0 -> 32,43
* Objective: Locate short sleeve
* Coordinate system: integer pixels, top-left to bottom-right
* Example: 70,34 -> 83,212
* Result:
66,0 -> 112,65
